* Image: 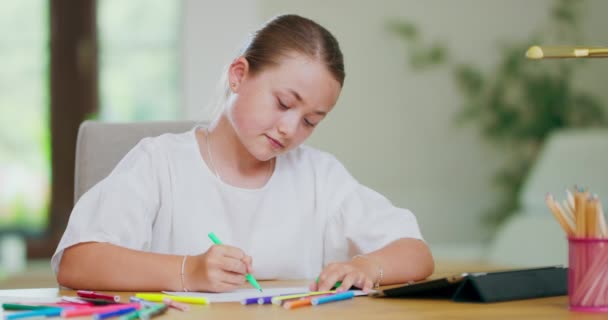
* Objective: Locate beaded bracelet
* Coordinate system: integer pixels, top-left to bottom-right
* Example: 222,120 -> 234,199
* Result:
352,254 -> 384,289
180,255 -> 189,292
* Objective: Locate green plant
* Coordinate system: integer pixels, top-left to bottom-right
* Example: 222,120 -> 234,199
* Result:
389,0 -> 607,226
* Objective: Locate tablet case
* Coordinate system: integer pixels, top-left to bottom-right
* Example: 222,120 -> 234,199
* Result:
374,266 -> 567,303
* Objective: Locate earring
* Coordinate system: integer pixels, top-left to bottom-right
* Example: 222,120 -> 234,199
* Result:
230,82 -> 237,88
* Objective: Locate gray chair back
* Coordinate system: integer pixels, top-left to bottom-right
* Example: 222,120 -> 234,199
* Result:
74,120 -> 198,203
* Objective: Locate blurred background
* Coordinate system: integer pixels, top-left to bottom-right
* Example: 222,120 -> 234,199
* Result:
1,0 -> 608,287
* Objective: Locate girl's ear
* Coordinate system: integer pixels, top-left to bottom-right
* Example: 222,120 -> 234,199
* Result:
228,56 -> 249,92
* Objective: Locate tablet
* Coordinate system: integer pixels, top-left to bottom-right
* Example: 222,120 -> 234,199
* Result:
371,273 -> 468,299
370,266 -> 567,301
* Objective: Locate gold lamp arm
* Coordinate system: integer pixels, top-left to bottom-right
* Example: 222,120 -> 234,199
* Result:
526,45 -> 608,59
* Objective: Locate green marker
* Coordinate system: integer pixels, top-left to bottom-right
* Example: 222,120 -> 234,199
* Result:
1,304 -> 58,311
315,277 -> 342,289
208,232 -> 263,292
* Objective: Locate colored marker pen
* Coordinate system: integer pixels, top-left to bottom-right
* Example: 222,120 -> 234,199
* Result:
241,297 -> 260,305
311,291 -> 355,306
271,291 -> 334,305
135,293 -> 209,305
5,307 -> 63,320
77,290 -> 121,302
93,307 -> 137,320
138,303 -> 168,320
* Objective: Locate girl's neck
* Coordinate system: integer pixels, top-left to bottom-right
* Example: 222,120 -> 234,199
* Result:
197,115 -> 274,188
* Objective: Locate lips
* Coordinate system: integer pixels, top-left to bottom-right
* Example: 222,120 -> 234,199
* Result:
265,134 -> 284,149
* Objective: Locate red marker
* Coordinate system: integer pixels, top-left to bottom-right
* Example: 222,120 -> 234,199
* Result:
77,290 -> 121,303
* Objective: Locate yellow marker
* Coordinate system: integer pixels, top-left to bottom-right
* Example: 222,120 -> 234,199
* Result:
135,293 -> 209,305
271,291 -> 335,305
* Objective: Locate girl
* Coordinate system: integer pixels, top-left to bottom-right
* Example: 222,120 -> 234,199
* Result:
54,14 -> 434,293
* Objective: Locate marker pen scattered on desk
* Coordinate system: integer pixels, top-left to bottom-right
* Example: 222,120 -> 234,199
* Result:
311,291 -> 355,306
118,305 -> 167,320
1,303 -> 59,311
208,232 -> 263,292
77,290 -> 120,303
283,293 -> 333,309
271,291 -> 335,305
129,297 -> 157,308
135,293 -> 209,305
93,306 -> 137,320
61,303 -> 141,318
61,296 -> 95,306
5,307 -> 64,320
241,297 -> 261,305
257,296 -> 274,305
252,292 -> 307,305
138,303 -> 169,320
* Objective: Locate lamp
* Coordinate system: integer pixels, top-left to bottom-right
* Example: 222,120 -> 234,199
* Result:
526,46 -> 608,59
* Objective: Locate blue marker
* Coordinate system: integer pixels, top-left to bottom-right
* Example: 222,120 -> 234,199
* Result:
6,307 -> 63,320
311,291 -> 355,306
93,307 -> 137,320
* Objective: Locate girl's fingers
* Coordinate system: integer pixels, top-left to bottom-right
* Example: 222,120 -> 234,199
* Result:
220,256 -> 248,274
211,244 -> 252,274
242,255 -> 253,273
336,272 -> 359,292
317,268 -> 346,292
217,245 -> 247,260
362,278 -> 374,293
220,270 -> 247,285
309,281 -> 318,291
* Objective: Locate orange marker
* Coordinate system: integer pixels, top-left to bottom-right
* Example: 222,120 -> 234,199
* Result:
283,294 -> 331,309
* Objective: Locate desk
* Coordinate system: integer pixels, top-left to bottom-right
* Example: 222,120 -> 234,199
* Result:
0,264 -> 605,319
0,284 -> 605,319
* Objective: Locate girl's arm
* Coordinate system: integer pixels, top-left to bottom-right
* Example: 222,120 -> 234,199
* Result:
312,238 -> 434,292
58,242 -> 253,292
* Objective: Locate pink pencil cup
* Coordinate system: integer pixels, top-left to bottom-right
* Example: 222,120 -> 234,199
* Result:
568,238 -> 608,312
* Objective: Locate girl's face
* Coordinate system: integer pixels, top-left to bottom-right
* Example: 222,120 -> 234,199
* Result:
227,54 -> 342,161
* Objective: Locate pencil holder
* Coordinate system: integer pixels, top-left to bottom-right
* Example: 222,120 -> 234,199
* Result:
568,238 -> 608,312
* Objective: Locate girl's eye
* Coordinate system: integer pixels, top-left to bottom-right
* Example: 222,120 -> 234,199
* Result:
278,100 -> 289,109
304,119 -> 316,127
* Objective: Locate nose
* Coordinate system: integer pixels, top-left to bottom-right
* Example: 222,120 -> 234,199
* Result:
277,112 -> 299,138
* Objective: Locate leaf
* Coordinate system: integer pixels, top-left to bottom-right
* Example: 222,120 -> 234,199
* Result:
386,20 -> 418,40
453,64 -> 483,97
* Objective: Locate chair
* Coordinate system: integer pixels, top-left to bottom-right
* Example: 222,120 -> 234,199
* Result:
73,120 -> 197,203
486,128 -> 608,267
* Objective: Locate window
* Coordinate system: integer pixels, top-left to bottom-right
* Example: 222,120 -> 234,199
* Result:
97,0 -> 180,121
0,1 -> 50,233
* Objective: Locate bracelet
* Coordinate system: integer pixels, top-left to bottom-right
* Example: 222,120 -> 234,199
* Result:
180,255 -> 189,292
352,254 -> 384,289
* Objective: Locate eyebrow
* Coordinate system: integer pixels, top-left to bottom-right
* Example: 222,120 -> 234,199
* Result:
287,88 -> 327,116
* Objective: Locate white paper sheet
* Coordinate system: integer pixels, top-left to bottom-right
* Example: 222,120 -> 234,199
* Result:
0,288 -> 61,304
164,287 -> 370,303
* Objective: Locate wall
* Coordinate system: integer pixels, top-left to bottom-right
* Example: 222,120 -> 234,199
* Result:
181,0 -> 608,260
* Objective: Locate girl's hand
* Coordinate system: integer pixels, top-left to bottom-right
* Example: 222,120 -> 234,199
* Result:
188,244 -> 253,292
309,257 -> 376,293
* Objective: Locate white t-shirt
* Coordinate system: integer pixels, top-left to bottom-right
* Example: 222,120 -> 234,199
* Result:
52,128 -> 423,279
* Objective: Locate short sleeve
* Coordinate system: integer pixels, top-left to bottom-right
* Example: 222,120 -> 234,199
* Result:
51,138 -> 162,274
323,184 -> 423,263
